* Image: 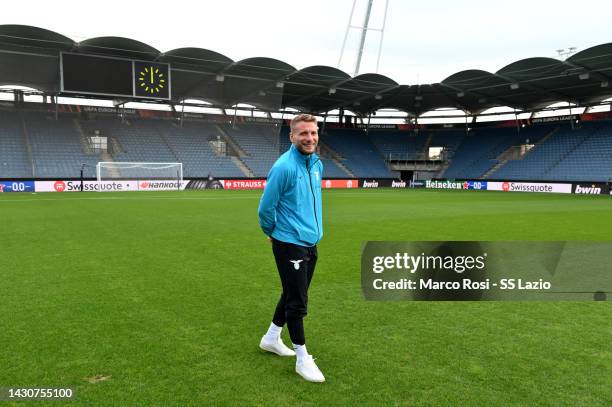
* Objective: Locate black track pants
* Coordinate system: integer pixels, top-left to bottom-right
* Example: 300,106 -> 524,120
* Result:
271,238 -> 317,345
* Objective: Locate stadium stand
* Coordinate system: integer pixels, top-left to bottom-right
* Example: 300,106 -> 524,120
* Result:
0,109 -> 32,178
75,116 -> 244,178
320,129 -> 395,178
442,125 -> 552,180
23,111 -> 99,178
222,124 -> 281,177
492,121 -> 612,182
427,129 -> 466,157
2,106 -> 612,182
490,124 -> 578,180
156,121 -> 244,178
368,130 -> 428,160
79,117 -> 177,162
544,122 -> 612,181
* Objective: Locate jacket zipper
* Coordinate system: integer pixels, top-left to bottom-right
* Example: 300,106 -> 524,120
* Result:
306,156 -> 320,237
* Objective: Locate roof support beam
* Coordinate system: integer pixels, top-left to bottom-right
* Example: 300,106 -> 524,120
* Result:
284,76 -> 357,113
493,72 -> 579,105
438,82 -> 526,111
225,71 -> 293,108
326,83 -> 400,116
365,87 -> 417,117
432,84 -> 472,114
562,60 -> 611,82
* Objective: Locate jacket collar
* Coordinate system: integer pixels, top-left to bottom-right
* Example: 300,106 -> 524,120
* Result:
290,143 -> 318,164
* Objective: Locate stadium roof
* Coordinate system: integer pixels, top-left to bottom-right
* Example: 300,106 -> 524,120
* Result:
1,24 -> 612,116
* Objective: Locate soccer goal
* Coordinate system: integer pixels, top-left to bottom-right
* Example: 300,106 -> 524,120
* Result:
96,162 -> 183,190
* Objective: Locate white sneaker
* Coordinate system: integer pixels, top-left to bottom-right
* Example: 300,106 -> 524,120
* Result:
295,355 -> 325,382
259,336 -> 296,356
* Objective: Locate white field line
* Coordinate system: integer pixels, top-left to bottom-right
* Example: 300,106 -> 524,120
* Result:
0,190 -> 427,203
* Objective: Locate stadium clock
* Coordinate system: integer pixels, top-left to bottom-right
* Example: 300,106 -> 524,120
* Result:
133,61 -> 171,99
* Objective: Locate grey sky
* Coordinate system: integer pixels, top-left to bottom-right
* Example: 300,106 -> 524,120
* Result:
3,0 -> 612,84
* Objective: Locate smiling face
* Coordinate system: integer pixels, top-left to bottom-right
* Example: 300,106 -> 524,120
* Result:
290,120 -> 319,155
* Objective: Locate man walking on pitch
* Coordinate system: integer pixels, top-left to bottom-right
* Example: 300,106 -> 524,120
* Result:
258,114 -> 325,383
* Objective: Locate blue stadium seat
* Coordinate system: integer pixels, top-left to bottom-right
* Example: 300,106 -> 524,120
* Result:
444,125 -> 552,179
0,109 -> 32,178
492,123 -> 596,181
320,129 -> 394,178
2,107 -> 611,183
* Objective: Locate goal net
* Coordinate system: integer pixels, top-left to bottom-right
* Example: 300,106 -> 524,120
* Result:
96,162 -> 183,183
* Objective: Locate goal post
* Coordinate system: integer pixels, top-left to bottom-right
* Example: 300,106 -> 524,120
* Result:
96,162 -> 183,190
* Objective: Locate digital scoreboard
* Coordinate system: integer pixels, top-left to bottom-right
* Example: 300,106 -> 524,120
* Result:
60,53 -> 171,100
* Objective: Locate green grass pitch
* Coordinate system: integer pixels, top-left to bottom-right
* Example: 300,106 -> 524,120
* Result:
0,189 -> 610,406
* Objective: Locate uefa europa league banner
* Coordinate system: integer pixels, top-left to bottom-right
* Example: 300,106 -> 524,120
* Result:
361,241 -> 611,301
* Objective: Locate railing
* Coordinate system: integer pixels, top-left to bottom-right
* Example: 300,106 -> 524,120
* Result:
385,152 -> 443,162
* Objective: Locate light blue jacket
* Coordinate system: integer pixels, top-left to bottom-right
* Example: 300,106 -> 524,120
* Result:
258,144 -> 324,247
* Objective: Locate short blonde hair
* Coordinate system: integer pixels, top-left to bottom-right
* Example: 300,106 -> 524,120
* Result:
290,114 -> 317,133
